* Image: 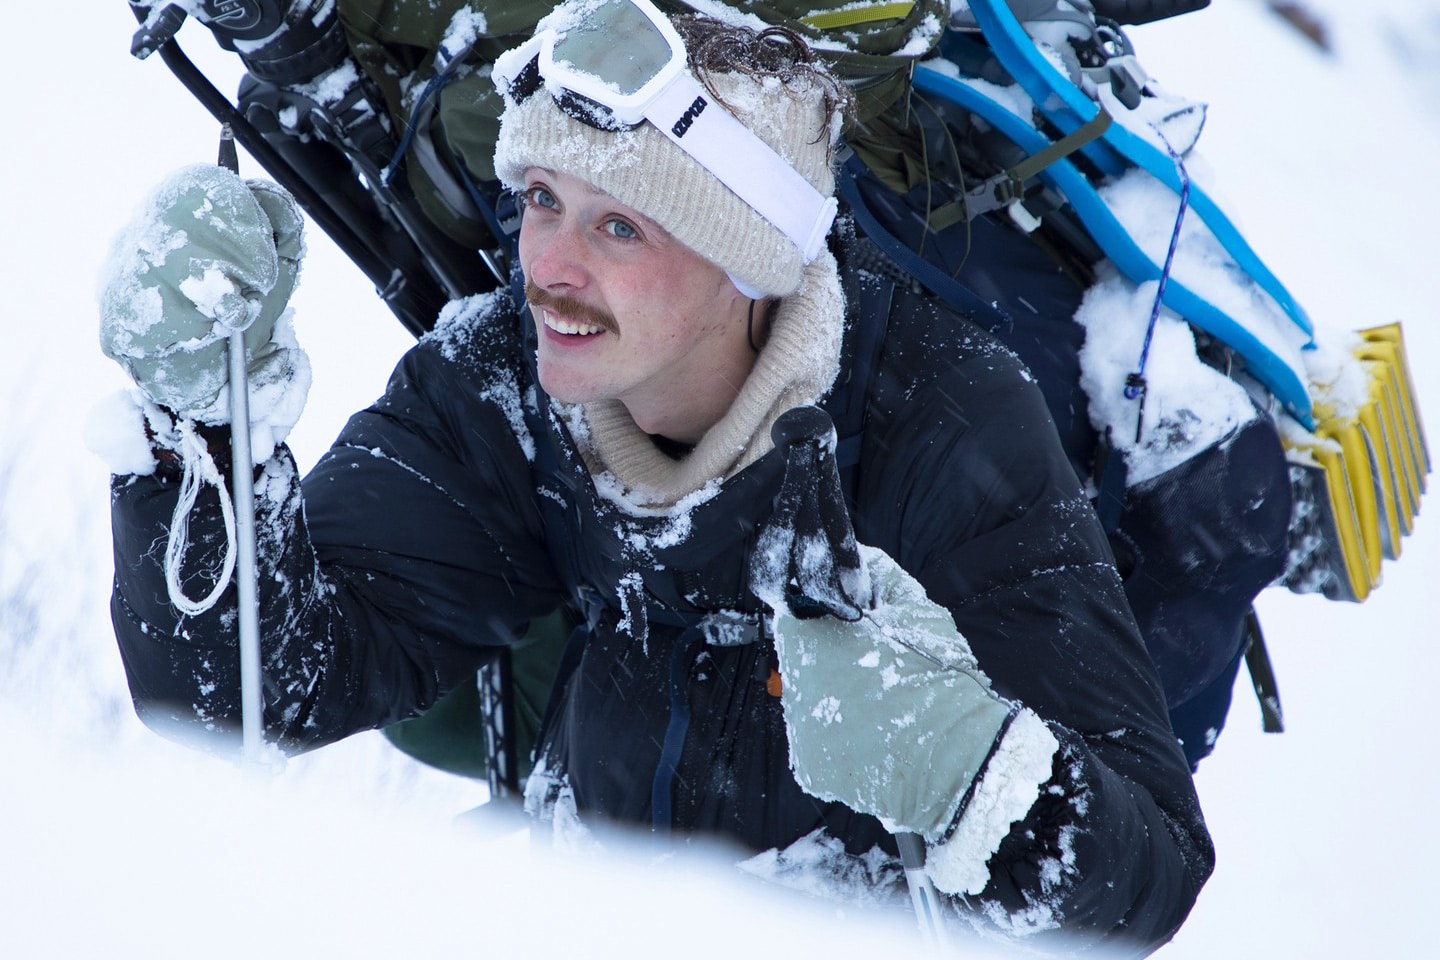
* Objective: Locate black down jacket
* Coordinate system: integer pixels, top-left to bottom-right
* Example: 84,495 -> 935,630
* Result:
109,244 -> 1211,955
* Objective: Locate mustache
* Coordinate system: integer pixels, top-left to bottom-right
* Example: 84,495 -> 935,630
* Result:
525,280 -> 620,337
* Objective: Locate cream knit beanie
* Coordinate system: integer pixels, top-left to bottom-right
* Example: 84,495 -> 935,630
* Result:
492,14 -> 841,298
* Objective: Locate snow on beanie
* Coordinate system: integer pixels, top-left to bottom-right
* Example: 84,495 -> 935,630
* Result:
493,26 -> 840,298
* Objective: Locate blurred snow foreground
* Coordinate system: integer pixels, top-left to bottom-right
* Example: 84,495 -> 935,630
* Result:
0,470 -> 985,956
0,707 -> 974,960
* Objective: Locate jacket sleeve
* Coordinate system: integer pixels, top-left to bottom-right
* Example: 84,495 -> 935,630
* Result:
855,329 -> 1213,955
109,320 -> 563,753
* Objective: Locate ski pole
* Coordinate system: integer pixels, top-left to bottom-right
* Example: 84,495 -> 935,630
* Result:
217,124 -> 265,763
896,832 -> 949,948
768,409 -> 950,945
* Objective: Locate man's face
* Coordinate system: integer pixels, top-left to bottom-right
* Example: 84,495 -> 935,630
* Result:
517,168 -> 753,440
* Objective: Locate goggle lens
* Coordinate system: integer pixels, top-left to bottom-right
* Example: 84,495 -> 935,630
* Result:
549,0 -> 675,99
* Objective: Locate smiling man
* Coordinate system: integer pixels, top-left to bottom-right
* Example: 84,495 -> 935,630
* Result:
97,1 -> 1211,954
520,171 -> 760,445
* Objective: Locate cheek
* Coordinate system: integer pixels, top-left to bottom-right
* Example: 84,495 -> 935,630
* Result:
628,258 -> 731,324
516,221 -> 540,276
516,213 -> 571,285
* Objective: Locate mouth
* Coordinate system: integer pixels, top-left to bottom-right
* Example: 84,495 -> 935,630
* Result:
540,309 -> 608,337
526,279 -> 618,338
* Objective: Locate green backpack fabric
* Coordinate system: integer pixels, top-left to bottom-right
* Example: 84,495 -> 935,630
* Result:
382,610 -> 570,781
679,0 -> 948,122
334,0 -> 550,248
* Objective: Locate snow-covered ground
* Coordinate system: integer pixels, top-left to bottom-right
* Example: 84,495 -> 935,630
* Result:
2,1 -> 1436,956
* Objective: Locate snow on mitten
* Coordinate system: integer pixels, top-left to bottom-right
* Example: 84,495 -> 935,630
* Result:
99,165 -> 305,422
770,545 -> 1034,840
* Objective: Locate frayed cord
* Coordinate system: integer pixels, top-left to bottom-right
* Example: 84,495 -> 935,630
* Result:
165,420 -> 237,617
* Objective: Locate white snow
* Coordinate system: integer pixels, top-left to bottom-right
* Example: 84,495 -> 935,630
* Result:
427,290 -> 540,461
920,58 -> 1040,120
3,1 -> 1439,958
291,59 -> 366,111
438,5 -> 488,67
84,389 -> 164,476
1074,265 -> 1259,484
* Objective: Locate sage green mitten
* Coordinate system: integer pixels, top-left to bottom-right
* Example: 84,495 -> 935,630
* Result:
771,545 -> 1053,845
99,164 -> 305,421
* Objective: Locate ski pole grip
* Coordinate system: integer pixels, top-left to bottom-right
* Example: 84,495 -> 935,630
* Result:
766,406 -> 869,621
130,4 -> 187,60
771,405 -> 836,454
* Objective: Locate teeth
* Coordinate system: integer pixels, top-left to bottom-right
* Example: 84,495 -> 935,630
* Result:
542,310 -> 605,336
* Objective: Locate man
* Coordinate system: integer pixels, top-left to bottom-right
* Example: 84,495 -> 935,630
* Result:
98,2 -> 1210,953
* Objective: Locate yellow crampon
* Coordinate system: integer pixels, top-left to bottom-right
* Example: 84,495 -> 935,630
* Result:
1280,323 -> 1430,602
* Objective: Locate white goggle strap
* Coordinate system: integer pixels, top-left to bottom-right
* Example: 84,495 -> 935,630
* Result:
644,74 -> 837,264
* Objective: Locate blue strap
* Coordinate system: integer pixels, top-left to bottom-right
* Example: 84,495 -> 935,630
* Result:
966,0 -> 1314,339
1124,131 -> 1192,442
910,66 -> 1314,427
651,628 -> 705,833
382,73 -> 448,186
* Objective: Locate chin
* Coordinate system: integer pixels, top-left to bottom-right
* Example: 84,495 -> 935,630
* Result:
536,365 -> 598,406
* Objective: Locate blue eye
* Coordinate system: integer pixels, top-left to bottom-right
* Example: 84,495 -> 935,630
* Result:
523,186 -> 557,210
606,218 -> 638,240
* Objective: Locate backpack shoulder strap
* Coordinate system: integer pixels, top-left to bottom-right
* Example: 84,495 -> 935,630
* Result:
837,155 -> 1012,334
822,222 -> 902,508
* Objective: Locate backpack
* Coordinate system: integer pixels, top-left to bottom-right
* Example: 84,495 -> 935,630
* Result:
128,0 -> 1428,780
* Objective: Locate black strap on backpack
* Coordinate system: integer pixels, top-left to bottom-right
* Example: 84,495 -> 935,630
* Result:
821,233 -> 895,506
837,154 -> 1011,336
1243,608 -> 1285,734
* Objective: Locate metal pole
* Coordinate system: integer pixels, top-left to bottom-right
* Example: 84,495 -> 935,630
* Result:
896,832 -> 949,948
218,125 -> 265,762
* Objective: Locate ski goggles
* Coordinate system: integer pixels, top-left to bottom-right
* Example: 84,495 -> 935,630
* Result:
493,0 -> 837,265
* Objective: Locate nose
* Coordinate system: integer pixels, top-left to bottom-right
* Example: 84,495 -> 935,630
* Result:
520,213 -> 589,293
